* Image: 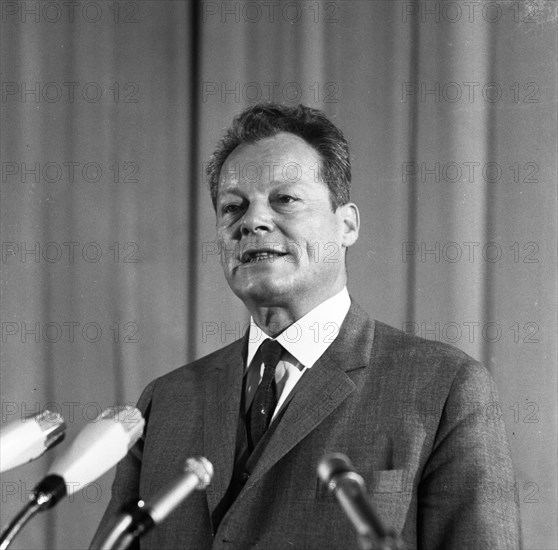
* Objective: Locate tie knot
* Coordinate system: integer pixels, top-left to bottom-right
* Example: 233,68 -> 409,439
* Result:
260,339 -> 283,369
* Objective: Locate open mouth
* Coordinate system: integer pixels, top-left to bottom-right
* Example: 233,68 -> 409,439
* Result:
240,249 -> 288,264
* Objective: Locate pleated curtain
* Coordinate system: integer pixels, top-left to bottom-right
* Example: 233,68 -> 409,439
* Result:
1,1 -> 555,548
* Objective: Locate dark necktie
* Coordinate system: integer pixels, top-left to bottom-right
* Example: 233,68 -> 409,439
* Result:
249,339 -> 283,448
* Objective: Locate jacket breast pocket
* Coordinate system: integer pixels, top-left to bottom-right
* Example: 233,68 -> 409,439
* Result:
369,469 -> 407,493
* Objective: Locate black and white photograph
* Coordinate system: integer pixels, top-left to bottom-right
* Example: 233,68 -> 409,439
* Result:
1,1 -> 556,549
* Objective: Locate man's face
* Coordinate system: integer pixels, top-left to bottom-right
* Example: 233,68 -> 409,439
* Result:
215,132 -> 359,315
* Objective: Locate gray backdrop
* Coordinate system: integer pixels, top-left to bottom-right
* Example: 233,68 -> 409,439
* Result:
1,1 -> 556,548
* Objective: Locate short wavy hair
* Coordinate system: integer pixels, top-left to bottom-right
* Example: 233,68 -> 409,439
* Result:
206,103 -> 351,211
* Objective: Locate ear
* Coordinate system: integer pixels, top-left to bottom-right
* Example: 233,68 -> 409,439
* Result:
338,202 -> 360,247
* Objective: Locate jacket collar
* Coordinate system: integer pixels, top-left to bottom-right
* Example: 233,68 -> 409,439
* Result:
204,299 -> 375,519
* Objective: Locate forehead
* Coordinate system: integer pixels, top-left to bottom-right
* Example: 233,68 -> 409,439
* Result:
218,132 -> 321,188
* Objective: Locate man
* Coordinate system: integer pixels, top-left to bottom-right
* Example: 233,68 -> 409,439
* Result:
92,104 -> 521,549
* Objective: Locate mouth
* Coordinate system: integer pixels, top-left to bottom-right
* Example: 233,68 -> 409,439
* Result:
240,248 -> 288,265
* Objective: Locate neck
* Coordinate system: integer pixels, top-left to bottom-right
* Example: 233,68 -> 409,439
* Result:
246,286 -> 346,337
250,306 -> 298,337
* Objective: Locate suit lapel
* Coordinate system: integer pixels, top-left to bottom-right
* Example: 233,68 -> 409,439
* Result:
204,337 -> 246,517
246,354 -> 357,487
245,301 -> 375,488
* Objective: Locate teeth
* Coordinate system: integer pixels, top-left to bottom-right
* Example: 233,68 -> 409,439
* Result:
242,249 -> 287,263
250,252 -> 272,262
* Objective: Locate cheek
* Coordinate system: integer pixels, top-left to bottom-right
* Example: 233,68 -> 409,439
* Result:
216,228 -> 233,247
215,225 -> 229,239
302,220 -> 340,250
311,233 -> 345,267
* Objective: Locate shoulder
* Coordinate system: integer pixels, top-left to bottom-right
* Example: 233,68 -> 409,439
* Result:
370,318 -> 494,401
135,337 -> 245,407
345,299 -> 490,394
373,319 -> 476,366
345,300 -> 478,371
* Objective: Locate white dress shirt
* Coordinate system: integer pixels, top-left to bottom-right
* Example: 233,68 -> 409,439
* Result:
244,287 -> 351,421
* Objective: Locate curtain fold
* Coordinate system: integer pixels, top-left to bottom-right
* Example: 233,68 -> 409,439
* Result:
1,1 -> 555,548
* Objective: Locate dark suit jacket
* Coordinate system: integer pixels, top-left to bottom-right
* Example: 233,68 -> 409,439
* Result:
93,301 -> 521,549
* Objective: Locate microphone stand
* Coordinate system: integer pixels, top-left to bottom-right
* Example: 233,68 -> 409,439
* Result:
336,473 -> 402,550
0,500 -> 42,550
318,454 -> 403,550
0,475 -> 66,550
91,457 -> 213,550
91,500 -> 154,550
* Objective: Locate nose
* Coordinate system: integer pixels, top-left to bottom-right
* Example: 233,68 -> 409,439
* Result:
240,201 -> 274,236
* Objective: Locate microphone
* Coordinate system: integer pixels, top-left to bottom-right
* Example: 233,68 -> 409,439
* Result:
317,453 -> 403,550
0,406 -> 144,550
0,409 -> 66,474
91,456 -> 213,550
45,405 -> 144,500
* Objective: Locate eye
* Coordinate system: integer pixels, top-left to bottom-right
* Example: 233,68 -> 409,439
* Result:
276,195 -> 297,204
221,203 -> 242,215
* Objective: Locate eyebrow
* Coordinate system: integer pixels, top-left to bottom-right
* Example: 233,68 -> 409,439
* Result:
218,179 -> 302,195
216,189 -> 243,202
269,180 -> 303,186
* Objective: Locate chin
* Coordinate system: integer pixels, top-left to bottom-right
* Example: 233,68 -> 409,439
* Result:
233,279 -> 293,306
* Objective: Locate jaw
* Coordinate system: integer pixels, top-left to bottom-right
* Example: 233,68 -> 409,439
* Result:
225,257 -> 348,319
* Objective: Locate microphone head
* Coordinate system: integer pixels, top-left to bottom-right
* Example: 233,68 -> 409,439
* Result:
142,456 -> 214,526
317,453 -> 354,484
97,405 -> 145,443
37,410 -> 67,451
184,456 -> 213,489
48,405 -> 144,495
0,409 -> 66,474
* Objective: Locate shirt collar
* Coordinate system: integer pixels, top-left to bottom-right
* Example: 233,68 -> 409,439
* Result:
246,287 -> 351,370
